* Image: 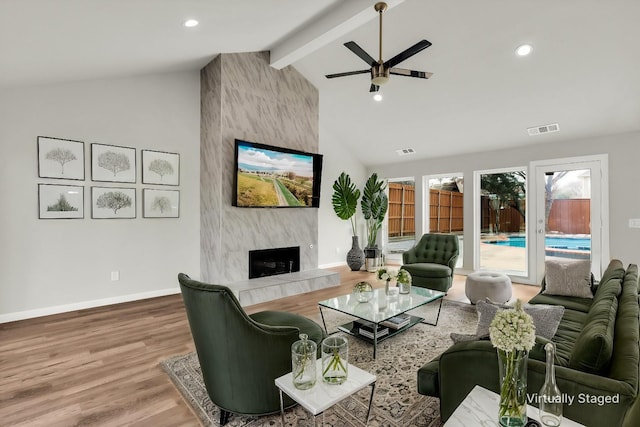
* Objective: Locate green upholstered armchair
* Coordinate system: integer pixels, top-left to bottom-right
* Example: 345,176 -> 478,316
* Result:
178,273 -> 325,425
401,233 -> 459,293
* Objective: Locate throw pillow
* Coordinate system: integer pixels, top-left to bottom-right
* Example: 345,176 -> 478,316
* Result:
475,300 -> 565,340
543,259 -> 593,299
450,333 -> 478,344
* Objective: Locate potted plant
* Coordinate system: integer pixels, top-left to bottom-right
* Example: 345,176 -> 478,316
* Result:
361,173 -> 388,272
331,172 -> 364,270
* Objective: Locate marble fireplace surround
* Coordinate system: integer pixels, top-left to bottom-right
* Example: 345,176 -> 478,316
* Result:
228,245 -> 340,306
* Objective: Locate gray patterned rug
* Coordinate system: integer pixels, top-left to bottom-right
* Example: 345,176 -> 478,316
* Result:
161,299 -> 477,427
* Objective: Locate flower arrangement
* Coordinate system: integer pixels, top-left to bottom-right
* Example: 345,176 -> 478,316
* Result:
376,267 -> 412,294
396,268 -> 412,285
376,267 -> 395,282
489,300 -> 536,352
489,300 -> 536,426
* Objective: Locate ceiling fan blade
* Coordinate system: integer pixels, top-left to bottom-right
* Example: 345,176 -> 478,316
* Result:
389,68 -> 434,79
384,39 -> 432,69
325,69 -> 370,79
344,41 -> 377,67
369,84 -> 380,93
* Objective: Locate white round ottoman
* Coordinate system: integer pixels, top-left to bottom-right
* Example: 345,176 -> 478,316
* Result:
465,271 -> 512,304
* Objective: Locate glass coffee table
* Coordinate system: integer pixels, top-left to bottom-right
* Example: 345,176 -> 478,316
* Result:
318,287 -> 446,358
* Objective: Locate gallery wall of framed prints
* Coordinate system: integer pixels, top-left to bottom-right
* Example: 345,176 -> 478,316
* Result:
36,135 -> 180,220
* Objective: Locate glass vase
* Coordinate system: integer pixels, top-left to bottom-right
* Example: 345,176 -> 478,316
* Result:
497,349 -> 528,427
321,336 -> 348,384
353,281 -> 374,302
291,333 -> 317,390
538,343 -> 562,426
398,280 -> 411,294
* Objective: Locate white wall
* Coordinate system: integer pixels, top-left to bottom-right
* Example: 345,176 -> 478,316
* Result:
373,131 -> 640,274
0,71 -> 201,322
317,124 -> 368,267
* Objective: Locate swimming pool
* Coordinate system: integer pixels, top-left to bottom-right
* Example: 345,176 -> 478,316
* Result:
487,235 -> 591,251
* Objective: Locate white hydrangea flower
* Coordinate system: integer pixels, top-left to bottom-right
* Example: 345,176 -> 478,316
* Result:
489,300 -> 536,352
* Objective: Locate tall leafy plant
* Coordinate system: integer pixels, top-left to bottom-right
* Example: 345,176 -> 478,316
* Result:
361,173 -> 388,248
331,172 -> 360,236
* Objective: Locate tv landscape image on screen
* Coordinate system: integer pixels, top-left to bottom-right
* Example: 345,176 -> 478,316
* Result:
233,140 -> 322,208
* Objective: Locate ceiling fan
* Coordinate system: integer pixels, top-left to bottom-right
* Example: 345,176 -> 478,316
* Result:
325,2 -> 433,93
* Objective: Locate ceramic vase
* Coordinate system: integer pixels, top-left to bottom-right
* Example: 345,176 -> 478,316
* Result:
346,236 -> 365,271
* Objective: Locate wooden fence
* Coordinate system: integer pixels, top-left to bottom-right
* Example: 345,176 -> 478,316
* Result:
547,199 -> 590,234
388,183 -> 415,238
480,196 -> 524,233
389,185 -> 588,237
429,189 -> 464,233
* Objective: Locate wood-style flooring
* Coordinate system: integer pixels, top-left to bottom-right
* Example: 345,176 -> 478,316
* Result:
0,266 -> 539,426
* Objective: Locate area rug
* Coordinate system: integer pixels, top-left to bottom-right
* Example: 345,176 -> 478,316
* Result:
161,299 -> 477,427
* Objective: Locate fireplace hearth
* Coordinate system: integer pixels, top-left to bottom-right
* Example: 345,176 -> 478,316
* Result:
249,246 -> 300,279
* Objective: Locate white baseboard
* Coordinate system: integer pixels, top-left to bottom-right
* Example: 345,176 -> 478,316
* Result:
0,287 -> 181,324
318,261 -> 347,269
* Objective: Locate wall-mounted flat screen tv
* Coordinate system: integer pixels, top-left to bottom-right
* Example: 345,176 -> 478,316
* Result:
233,139 -> 323,208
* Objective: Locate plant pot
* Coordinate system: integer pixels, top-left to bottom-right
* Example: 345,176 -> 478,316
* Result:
346,236 -> 365,271
364,246 -> 382,272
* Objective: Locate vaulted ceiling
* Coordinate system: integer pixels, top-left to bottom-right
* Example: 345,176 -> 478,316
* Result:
3,0 -> 639,166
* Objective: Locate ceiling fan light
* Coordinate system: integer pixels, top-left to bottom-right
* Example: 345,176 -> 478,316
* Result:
373,92 -> 383,102
516,44 -> 533,56
371,75 -> 389,85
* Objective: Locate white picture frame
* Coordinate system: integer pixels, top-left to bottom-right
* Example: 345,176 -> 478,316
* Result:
141,150 -> 179,186
143,189 -> 180,218
38,184 -> 84,219
91,187 -> 136,219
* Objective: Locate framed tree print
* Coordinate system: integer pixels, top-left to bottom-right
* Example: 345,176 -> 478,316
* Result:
91,143 -> 136,183
143,189 -> 179,218
38,184 -> 84,219
91,187 -> 136,219
37,136 -> 85,180
141,150 -> 179,186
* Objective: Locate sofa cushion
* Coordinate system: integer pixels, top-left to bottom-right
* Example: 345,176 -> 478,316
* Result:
568,294 -> 618,374
540,308 -> 587,366
402,263 -> 452,278
475,300 -> 565,340
529,293 -> 593,313
543,259 -> 593,299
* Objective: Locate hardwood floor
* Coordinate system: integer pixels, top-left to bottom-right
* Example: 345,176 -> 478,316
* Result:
0,266 -> 539,426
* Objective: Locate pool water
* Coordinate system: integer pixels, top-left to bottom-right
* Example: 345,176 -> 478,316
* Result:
488,236 -> 591,251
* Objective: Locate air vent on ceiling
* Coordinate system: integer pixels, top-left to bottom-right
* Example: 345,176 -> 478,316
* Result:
527,123 -> 560,136
396,147 -> 416,156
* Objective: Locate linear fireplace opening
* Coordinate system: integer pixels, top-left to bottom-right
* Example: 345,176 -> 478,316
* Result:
249,246 -> 300,279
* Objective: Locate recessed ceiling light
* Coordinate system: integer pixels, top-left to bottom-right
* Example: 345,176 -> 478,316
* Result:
515,44 -> 533,56
373,92 -> 383,102
184,19 -> 199,28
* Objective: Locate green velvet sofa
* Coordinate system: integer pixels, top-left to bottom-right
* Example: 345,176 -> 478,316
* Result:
401,233 -> 459,293
417,259 -> 640,427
